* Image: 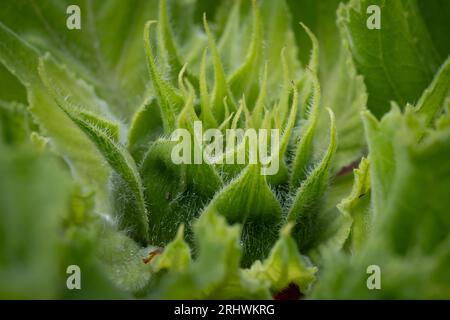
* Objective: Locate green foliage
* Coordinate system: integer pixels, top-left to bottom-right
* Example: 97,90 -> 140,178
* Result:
0,144 -> 70,298
0,0 -> 448,299
338,0 -> 444,117
314,58 -> 450,298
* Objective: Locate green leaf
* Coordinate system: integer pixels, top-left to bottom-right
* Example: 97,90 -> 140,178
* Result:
415,57 -> 450,128
127,97 -> 163,163
276,48 -> 294,127
204,164 -> 282,265
157,0 -> 199,89
361,107 -> 400,217
30,131 -> 49,152
144,20 -> 183,134
199,49 -> 219,128
336,158 -> 371,251
140,137 -> 222,246
203,14 -> 235,121
157,0 -> 185,83
436,101 -> 450,130
0,21 -> 39,85
194,0 -> 223,26
61,187 -> 127,299
139,139 -> 187,245
318,37 -> 367,172
244,224 -> 317,294
258,0 -> 301,94
314,112 -> 450,299
417,0 -> 450,60
290,70 -> 321,189
149,209 -> 270,299
294,23 -> 318,121
39,57 -> 149,245
216,0 -> 242,73
287,108 -> 337,252
338,0 -> 442,117
151,225 -> 191,273
377,123 -> 450,254
279,87 -> 299,157
0,22 -> 110,206
2,0 -> 448,300
96,228 -> 153,295
251,63 -> 269,128
0,144 -> 70,298
0,63 -> 26,103
0,0 -> 159,119
227,0 -> 263,107
287,0 -> 368,171
287,0 -> 342,76
0,100 -> 32,145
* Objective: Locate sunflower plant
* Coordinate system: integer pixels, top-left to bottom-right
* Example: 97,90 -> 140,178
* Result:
0,0 -> 449,299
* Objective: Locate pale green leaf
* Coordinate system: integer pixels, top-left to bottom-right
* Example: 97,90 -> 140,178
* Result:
415,57 -> 450,128
0,22 -> 110,206
0,144 -> 70,298
336,157 -> 371,251
127,97 -> 163,163
287,109 -> 337,252
144,20 -> 184,134
290,70 -> 321,189
39,57 -> 149,245
245,224 -> 317,293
